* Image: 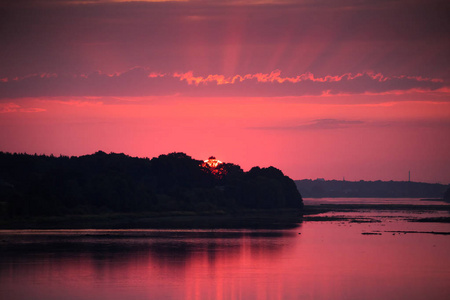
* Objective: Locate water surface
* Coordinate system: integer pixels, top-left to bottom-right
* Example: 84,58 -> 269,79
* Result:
1,198 -> 449,300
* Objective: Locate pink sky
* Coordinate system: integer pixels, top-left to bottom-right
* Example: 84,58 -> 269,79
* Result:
1,0 -> 449,183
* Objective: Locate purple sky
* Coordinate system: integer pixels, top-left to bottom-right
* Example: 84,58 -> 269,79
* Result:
1,0 -> 449,183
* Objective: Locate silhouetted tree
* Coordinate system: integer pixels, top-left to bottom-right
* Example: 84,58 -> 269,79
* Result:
0,151 -> 303,218
444,186 -> 450,203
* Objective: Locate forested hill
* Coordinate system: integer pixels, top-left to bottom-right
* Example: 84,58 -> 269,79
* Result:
444,187 -> 450,203
296,179 -> 448,198
0,152 -> 303,219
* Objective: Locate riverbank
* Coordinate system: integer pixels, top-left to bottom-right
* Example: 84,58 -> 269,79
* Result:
3,200 -> 449,229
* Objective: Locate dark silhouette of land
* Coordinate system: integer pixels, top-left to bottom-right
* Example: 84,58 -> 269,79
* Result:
444,187 -> 450,203
295,179 -> 449,199
0,151 -> 303,228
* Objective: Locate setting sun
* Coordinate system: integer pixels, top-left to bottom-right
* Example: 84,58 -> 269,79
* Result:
201,156 -> 227,178
203,156 -> 223,168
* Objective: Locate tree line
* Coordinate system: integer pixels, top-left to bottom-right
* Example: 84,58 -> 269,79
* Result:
0,151 -> 303,218
296,179 -> 449,198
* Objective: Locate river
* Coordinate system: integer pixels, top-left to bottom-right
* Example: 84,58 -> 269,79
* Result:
1,198 -> 449,300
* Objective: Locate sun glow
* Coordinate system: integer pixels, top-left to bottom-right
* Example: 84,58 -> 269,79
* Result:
203,156 -> 223,168
201,156 -> 227,178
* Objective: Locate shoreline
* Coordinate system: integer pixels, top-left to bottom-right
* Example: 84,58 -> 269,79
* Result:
0,209 -> 303,230
2,201 -> 449,230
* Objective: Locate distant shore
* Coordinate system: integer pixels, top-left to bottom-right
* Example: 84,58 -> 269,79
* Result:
295,179 -> 448,198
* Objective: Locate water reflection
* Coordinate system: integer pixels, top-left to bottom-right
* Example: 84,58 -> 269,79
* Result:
0,229 -> 300,300
1,213 -> 449,300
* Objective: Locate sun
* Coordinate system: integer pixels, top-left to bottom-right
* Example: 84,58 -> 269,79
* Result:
201,156 -> 227,178
203,156 -> 223,168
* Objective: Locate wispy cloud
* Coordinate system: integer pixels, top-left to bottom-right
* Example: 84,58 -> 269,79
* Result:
250,117 -> 450,131
251,118 -> 365,131
0,103 -> 46,113
299,119 -> 365,130
0,68 -> 446,99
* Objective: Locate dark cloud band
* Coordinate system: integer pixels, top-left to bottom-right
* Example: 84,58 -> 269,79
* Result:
0,68 -> 446,99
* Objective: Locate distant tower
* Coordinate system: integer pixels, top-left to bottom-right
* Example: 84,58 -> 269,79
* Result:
408,171 -> 410,182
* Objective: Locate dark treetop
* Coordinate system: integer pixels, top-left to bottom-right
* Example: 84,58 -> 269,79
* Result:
0,151 -> 303,220
444,187 -> 450,203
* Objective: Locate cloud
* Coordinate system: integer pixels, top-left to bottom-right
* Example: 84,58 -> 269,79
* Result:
251,116 -> 450,132
0,68 -> 447,99
298,119 -> 365,130
0,102 -> 46,113
1,0 -> 449,79
251,119 -> 365,131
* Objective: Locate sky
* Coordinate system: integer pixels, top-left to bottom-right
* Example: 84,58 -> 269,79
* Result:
1,0 -> 449,183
